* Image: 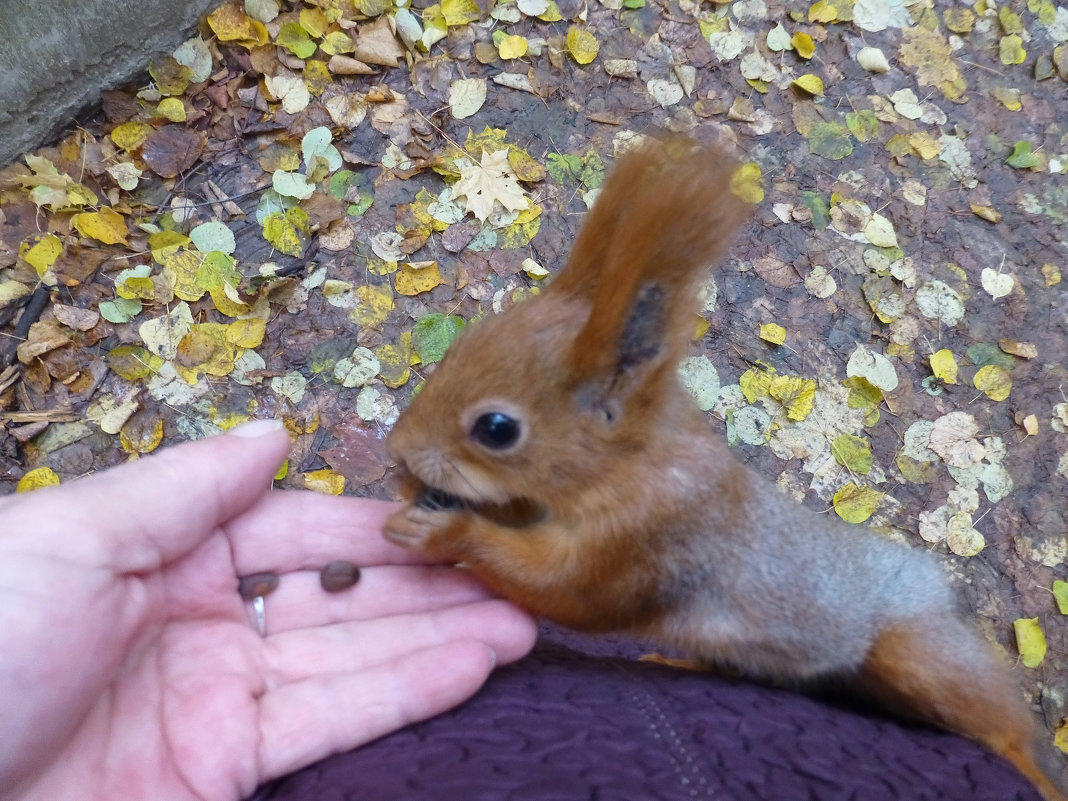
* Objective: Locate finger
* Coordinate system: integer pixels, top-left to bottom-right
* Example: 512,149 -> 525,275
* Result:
263,599 -> 536,680
258,639 -> 498,780
251,565 -> 497,633
223,492 -> 430,574
8,420 -> 291,571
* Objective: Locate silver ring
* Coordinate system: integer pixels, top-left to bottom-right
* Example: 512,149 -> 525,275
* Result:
251,595 -> 267,636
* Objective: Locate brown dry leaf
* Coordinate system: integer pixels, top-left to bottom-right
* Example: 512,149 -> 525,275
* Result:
52,303 -> 100,331
353,16 -> 404,66
752,255 -> 796,288
142,125 -> 206,178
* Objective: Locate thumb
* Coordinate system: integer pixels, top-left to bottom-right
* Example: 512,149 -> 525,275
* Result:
8,420 -> 292,572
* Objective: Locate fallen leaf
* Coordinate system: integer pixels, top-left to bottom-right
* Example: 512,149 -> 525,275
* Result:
303,468 -> 346,495
566,27 -> 599,65
452,150 -> 527,222
1013,618 -> 1047,668
759,323 -> 786,345
142,125 -> 205,178
448,78 -> 487,119
1054,580 -> 1068,615
832,482 -> 883,523
929,411 -> 985,468
857,46 -> 890,72
929,349 -> 958,384
792,74 -> 824,96
16,466 -> 61,493
973,364 -> 1012,401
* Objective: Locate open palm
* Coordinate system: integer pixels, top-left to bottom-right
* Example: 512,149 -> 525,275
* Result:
0,421 -> 536,801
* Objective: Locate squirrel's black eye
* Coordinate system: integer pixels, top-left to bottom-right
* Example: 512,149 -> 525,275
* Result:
470,412 -> 521,450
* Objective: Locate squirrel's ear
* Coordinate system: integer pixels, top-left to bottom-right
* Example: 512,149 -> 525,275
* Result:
550,137 -> 750,401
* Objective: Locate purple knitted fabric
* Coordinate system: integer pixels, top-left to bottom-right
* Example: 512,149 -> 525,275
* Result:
257,625 -> 1041,801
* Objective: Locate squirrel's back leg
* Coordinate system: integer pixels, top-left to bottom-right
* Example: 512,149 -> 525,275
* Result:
856,618 -> 1067,801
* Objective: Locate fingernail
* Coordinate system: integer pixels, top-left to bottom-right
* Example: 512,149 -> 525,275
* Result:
229,419 -> 285,438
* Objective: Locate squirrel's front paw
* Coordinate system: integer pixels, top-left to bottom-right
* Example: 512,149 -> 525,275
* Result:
383,505 -> 468,560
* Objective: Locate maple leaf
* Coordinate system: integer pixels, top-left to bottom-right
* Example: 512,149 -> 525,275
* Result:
452,150 -> 528,223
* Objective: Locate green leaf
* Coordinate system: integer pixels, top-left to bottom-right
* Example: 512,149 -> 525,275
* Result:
546,153 -> 583,183
412,313 -> 467,364
1053,580 -> 1068,615
277,22 -> 317,58
99,297 -> 143,324
831,433 -> 873,474
966,342 -> 1016,370
302,126 -> 342,172
189,220 -> 236,255
807,122 -> 854,160
845,109 -> 880,143
1006,141 -> 1039,169
800,191 -> 831,229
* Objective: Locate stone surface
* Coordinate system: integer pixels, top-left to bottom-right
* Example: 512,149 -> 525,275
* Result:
0,0 -> 218,165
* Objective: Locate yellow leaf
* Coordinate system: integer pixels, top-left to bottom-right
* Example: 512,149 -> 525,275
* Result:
739,365 -> 773,403
792,73 -> 824,96
973,364 -> 1011,401
441,0 -> 483,26
770,374 -> 816,421
908,131 -> 941,160
351,283 -> 394,327
943,8 -> 974,33
792,32 -> 815,59
1013,618 -> 1047,668
72,207 -> 129,245
321,31 -> 355,55
375,340 -> 412,388
156,97 -> 187,122
16,466 -> 61,493
160,249 -> 205,302
111,121 -> 153,151
499,34 -> 528,60
930,349 -> 958,384
730,161 -> 764,204
759,323 -> 786,345
537,0 -> 562,21
999,34 -> 1026,65
1053,580 -> 1068,615
808,1 -> 838,23
120,415 -> 164,455
228,318 -> 267,348
395,261 -> 444,296
832,483 -> 883,523
175,323 -> 237,382
970,203 -> 1002,223
206,4 -> 268,47
20,235 -> 63,277
991,86 -> 1022,111
566,27 -> 599,65
304,468 -> 346,495
497,205 -> 543,249
1056,720 -> 1068,756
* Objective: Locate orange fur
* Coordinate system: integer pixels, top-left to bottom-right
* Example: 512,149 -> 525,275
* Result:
383,137 -> 1067,799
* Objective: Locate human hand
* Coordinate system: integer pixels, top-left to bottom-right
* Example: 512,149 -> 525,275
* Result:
0,420 -> 537,801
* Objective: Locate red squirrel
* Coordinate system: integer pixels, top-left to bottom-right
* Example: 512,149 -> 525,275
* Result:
383,137 -> 1068,801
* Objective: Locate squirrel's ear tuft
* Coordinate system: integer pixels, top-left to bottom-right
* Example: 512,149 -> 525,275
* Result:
551,136 -> 750,393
